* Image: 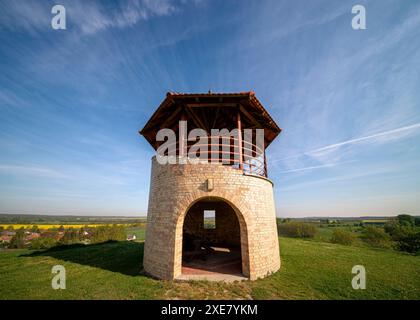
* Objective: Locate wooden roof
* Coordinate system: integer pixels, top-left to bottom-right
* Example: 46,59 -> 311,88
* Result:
140,92 -> 282,150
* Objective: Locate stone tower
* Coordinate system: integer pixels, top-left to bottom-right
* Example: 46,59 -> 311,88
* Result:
140,92 -> 281,281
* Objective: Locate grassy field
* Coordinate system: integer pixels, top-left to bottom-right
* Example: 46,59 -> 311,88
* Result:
314,226 -> 365,244
0,224 -> 125,230
124,226 -> 146,240
1,236 -> 419,300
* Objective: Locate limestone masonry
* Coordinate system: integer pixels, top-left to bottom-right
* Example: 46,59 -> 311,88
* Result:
143,157 -> 281,280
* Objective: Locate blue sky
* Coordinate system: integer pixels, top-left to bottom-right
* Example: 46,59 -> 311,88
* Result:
0,0 -> 419,217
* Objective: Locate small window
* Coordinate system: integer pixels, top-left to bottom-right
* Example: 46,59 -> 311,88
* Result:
203,210 -> 216,229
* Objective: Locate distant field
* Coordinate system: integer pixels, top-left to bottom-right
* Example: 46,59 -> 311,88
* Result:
1,237 -> 419,299
361,219 -> 389,223
0,214 -> 147,226
0,224 -> 134,230
124,227 -> 146,240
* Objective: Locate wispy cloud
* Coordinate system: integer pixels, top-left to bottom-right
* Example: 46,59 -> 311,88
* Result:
278,162 -> 342,174
273,122 -> 420,164
310,122 -> 420,156
70,0 -> 179,35
0,0 -> 190,35
279,165 -> 396,192
0,164 -> 70,179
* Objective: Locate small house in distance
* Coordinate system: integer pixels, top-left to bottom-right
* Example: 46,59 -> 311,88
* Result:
139,92 -> 281,281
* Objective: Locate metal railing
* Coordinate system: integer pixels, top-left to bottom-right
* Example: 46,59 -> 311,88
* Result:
160,136 -> 267,177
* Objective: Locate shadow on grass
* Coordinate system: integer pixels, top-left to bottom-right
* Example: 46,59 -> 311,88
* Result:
21,241 -> 144,276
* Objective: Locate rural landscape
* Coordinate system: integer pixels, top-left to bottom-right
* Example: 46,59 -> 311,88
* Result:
1,213 -> 419,300
1,0 -> 420,306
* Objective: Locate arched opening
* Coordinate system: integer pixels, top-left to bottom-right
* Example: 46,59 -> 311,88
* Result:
181,197 -> 246,278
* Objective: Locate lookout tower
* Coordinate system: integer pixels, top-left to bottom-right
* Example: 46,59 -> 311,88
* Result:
140,92 -> 281,281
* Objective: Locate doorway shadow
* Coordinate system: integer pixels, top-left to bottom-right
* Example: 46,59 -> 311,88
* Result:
182,247 -> 242,276
20,241 -> 144,276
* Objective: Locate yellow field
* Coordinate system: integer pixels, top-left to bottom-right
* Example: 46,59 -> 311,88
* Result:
0,224 -> 124,230
361,219 -> 390,223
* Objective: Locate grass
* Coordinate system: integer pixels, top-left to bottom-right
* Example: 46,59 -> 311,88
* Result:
313,226 -> 366,245
124,227 -> 146,241
251,238 -> 419,299
0,241 -> 162,299
361,219 -> 390,223
1,237 -> 419,300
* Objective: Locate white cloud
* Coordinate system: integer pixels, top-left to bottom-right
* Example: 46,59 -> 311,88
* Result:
0,0 -> 50,32
279,165 -> 396,192
0,0 -> 189,35
278,162 -> 342,174
272,122 -> 420,166
0,164 -> 70,179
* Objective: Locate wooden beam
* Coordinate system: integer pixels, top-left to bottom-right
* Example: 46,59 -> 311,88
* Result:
198,108 -> 211,132
211,108 -> 220,129
237,110 -> 243,170
179,111 -> 187,158
185,106 -> 208,131
185,103 -> 237,108
239,103 -> 261,129
264,149 -> 267,177
158,107 -> 182,130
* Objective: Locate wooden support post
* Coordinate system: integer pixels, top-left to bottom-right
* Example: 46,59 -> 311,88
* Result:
264,149 -> 267,177
237,110 -> 243,170
179,111 -> 187,161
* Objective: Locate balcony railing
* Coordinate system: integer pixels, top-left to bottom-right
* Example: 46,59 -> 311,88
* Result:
160,136 -> 267,178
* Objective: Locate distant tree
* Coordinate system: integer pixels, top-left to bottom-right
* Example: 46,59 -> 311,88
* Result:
385,219 -> 416,240
59,228 -> 79,245
112,224 -> 126,241
362,226 -> 392,248
396,230 -> 420,254
278,222 -> 317,238
397,214 -> 415,227
331,229 -> 357,246
31,225 -> 40,233
384,220 -> 398,236
58,225 -> 65,232
9,228 -> 25,249
415,217 -> 420,227
30,238 -> 57,250
7,225 -> 14,231
90,225 -> 126,244
0,226 -> 4,232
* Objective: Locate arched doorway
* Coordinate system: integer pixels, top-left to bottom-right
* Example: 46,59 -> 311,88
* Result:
181,197 -> 246,278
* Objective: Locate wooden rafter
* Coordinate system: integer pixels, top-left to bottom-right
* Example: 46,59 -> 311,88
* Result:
211,107 -> 220,129
140,92 -> 281,151
185,106 -> 208,132
157,106 -> 181,130
239,104 -> 262,129
186,103 -> 237,108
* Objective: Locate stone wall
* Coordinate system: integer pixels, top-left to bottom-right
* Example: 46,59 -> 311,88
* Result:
143,157 -> 281,280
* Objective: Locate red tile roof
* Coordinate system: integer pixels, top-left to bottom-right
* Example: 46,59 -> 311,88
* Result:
140,91 -> 281,149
